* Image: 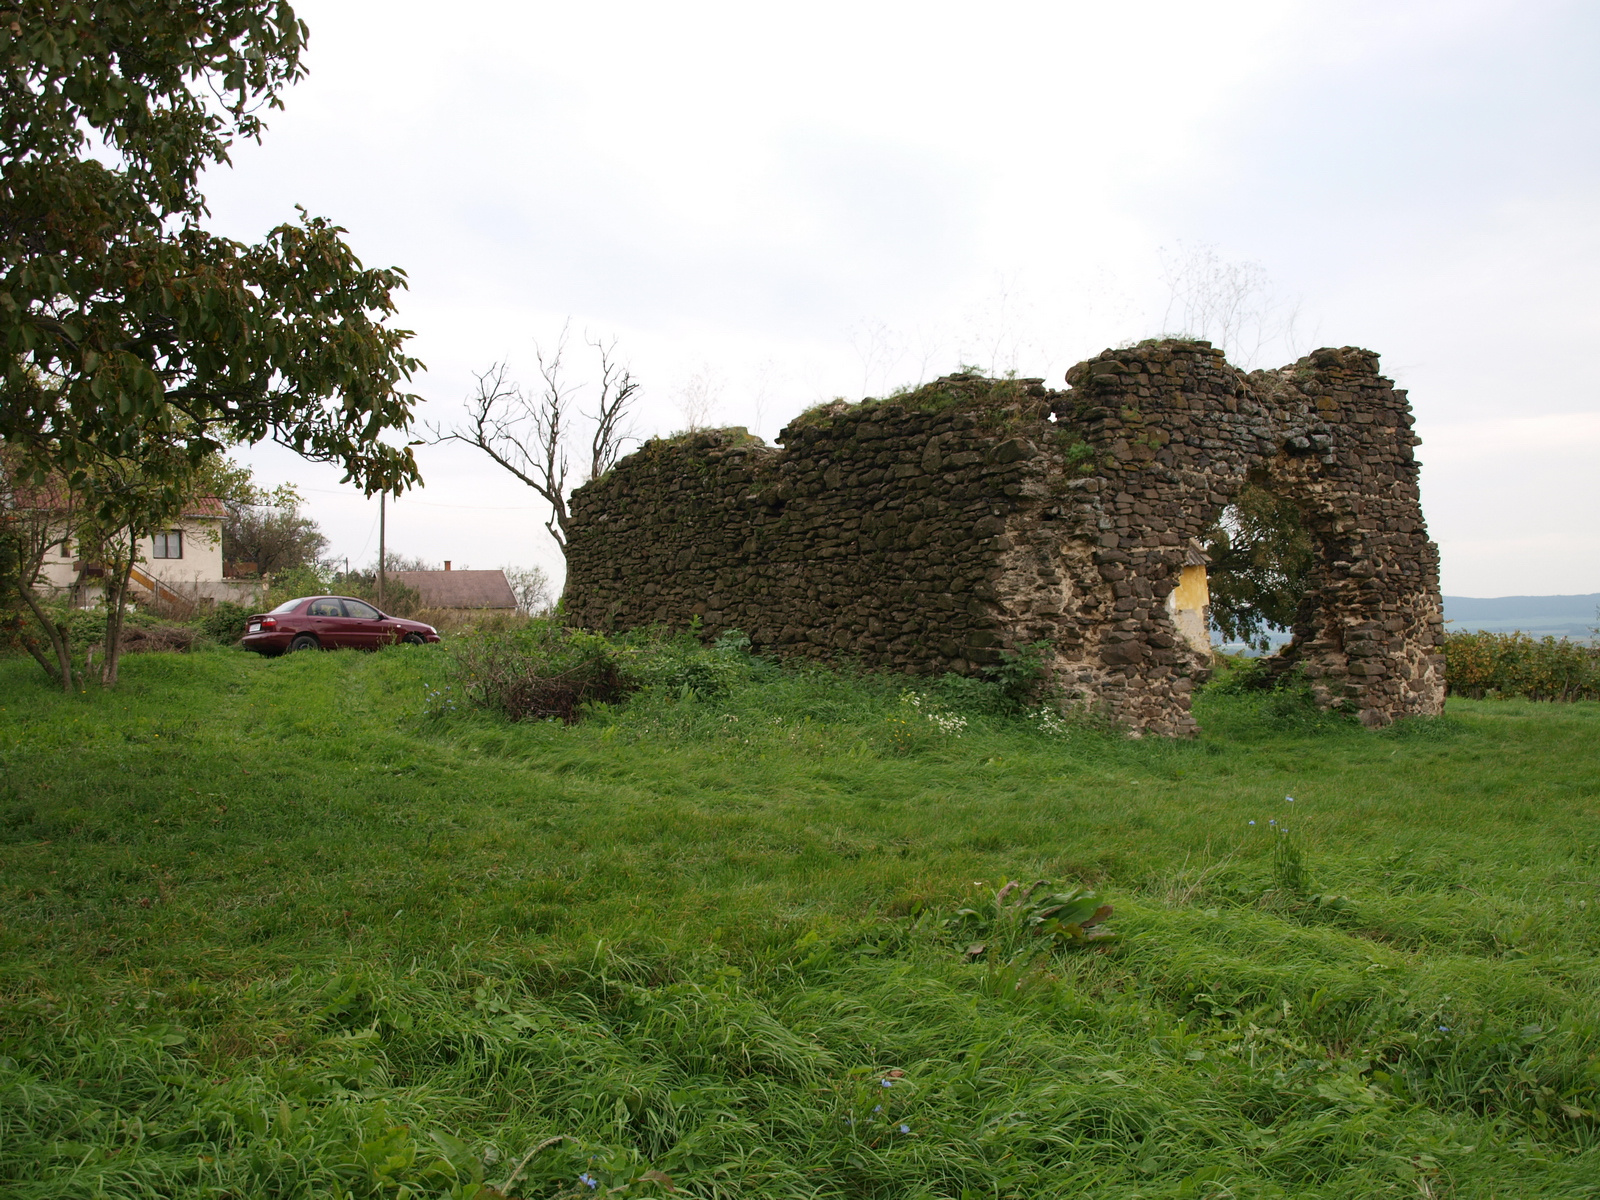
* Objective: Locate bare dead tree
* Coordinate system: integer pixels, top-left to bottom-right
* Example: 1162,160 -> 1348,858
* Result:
587,335 -> 640,479
431,327 -> 639,551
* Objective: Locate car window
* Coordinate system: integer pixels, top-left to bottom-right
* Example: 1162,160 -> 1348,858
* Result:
307,598 -> 344,617
342,599 -> 380,619
269,597 -> 307,614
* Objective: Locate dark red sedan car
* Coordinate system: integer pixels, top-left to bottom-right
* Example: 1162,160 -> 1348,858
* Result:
241,596 -> 441,655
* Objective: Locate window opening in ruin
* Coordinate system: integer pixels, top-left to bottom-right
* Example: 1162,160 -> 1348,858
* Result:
1203,482 -> 1314,653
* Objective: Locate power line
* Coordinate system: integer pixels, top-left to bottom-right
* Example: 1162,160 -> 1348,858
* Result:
300,486 -> 542,512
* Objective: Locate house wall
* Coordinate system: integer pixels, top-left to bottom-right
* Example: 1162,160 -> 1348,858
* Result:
31,516 -> 250,604
1166,565 -> 1211,659
141,517 -> 224,586
565,339 -> 1445,735
34,539 -> 79,594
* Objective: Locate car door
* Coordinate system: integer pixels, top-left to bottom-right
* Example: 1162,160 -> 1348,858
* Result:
306,596 -> 357,647
339,598 -> 389,648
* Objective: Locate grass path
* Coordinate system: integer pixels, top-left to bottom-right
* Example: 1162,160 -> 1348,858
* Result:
1,648 -> 1597,1198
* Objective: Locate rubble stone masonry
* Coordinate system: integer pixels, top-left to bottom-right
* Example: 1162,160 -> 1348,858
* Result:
565,339 -> 1445,735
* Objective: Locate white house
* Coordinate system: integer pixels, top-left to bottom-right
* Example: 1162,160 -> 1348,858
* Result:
35,498 -> 262,609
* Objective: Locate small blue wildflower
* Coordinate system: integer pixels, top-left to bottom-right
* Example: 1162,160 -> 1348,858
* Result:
579,1174 -> 597,1189
1438,1025 -> 1450,1032
872,1105 -> 882,1113
881,1079 -> 893,1088
899,1124 -> 910,1134
1286,795 -> 1295,803
1269,819 -> 1276,825
1248,820 -> 1256,826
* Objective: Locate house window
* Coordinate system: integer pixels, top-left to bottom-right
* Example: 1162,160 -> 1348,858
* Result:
152,530 -> 183,559
57,539 -> 73,558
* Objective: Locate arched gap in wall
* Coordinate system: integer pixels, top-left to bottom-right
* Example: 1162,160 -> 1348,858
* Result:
1202,468 -> 1316,657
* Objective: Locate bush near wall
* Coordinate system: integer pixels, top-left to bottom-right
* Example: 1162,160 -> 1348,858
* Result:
444,622 -> 771,724
1443,629 -> 1600,701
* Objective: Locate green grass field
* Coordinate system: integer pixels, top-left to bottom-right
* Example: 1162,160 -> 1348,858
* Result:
2,645 -> 1597,1199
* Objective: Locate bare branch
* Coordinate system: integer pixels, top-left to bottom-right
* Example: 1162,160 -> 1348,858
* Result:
586,333 -> 639,481
431,323 -> 641,555
531,327 -> 573,540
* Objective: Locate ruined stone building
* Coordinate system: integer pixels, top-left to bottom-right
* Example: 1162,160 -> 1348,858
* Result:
565,339 -> 1445,735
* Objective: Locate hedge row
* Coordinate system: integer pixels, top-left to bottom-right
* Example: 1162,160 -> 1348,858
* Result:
1443,629 -> 1600,702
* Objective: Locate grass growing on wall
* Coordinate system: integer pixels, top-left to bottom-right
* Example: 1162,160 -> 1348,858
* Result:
1,646 -> 1598,1198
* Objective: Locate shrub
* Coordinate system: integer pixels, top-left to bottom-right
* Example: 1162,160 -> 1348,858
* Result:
616,627 -> 753,698
1444,630 -> 1600,702
1203,652 -> 1272,694
444,623 -> 769,724
938,878 -> 1116,961
933,640 -> 1053,716
195,601 -> 251,644
449,623 -> 625,723
263,564 -> 328,607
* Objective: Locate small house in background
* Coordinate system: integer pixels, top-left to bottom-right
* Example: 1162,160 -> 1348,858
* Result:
387,565 -> 518,612
35,497 -> 263,610
1164,542 -> 1212,661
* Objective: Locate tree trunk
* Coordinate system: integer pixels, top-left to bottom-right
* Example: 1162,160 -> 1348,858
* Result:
17,626 -> 60,683
100,539 -> 134,688
16,584 -> 73,691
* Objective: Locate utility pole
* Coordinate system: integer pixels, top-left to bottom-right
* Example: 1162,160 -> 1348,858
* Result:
378,492 -> 386,607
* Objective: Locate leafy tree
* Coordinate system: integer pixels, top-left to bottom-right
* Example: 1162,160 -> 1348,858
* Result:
0,0 -> 422,505
222,500 -> 325,576
70,427 -> 208,684
2,1 -> 424,685
1204,482 -> 1315,651
214,464 -> 327,576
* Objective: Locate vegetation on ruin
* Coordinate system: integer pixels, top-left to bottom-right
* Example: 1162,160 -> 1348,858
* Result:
3,639 -> 1598,1198
787,374 -> 1052,434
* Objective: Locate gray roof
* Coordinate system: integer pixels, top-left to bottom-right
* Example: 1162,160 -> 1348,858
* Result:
388,569 -> 518,609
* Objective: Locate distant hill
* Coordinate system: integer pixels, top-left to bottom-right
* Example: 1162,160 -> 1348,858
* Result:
1216,594 -> 1599,654
1443,594 -> 1599,640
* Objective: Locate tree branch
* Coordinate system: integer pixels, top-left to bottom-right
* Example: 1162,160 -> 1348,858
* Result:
586,334 -> 639,482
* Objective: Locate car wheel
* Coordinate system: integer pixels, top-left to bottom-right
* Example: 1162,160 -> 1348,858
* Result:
288,634 -> 319,653
404,633 -> 426,646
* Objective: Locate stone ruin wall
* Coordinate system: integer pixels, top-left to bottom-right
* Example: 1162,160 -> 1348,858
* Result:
565,339 -> 1446,735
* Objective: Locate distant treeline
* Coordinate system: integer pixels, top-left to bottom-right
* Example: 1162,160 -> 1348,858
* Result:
1444,630 -> 1600,702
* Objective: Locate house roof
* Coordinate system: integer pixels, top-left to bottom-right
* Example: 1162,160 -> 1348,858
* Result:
181,496 -> 226,519
388,569 -> 518,609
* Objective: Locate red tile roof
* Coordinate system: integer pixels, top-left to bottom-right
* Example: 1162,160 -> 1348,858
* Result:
181,496 -> 226,519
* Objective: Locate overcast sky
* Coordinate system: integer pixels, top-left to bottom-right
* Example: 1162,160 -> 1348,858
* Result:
209,0 -> 1600,598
